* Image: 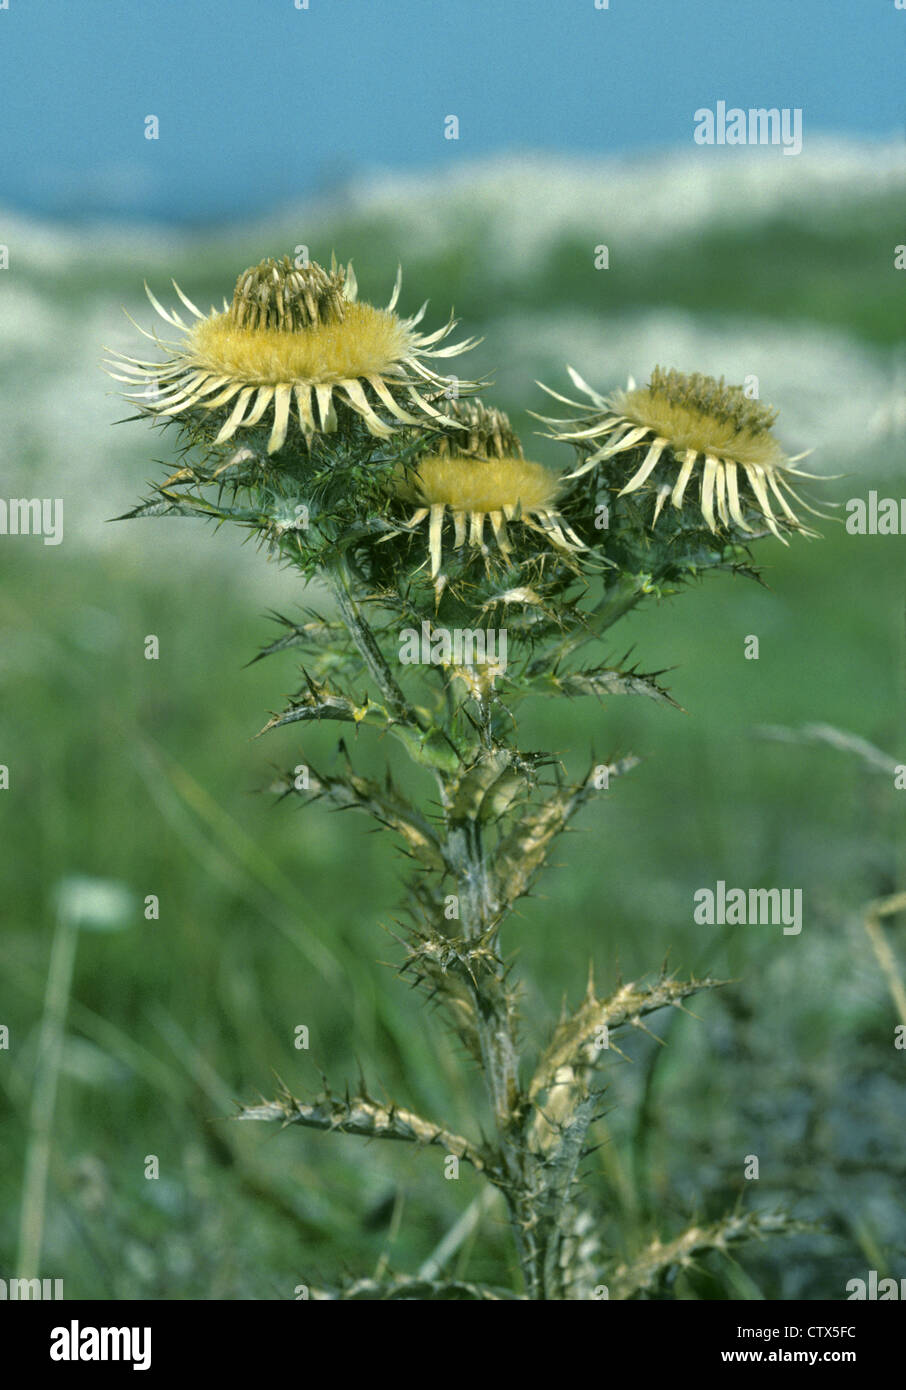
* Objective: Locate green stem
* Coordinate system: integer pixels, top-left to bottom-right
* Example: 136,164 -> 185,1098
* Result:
443,806 -> 553,1297
551,572 -> 648,667
325,556 -> 420,728
321,563 -> 581,1297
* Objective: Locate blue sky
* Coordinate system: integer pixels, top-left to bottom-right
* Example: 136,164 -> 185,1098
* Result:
1,0 -> 902,224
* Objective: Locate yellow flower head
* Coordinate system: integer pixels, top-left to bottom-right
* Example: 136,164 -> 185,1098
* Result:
105,255 -> 479,455
390,400 -> 584,590
539,365 -> 821,541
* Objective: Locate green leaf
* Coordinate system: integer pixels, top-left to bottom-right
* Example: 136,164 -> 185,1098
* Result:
390,724 -> 462,774
247,611 -> 345,665
258,672 -> 391,735
517,662 -> 681,709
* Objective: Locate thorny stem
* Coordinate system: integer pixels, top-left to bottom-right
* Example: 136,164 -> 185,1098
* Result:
314,570 -> 577,1296
324,564 -> 552,1289
325,555 -> 421,728
556,571 -> 647,665
439,688 -> 557,1298
445,817 -> 517,1119
442,810 -> 542,1292
595,571 -> 648,626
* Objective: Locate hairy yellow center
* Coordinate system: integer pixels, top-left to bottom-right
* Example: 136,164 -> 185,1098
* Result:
397,455 -> 561,513
186,302 -> 412,386
615,385 -> 784,468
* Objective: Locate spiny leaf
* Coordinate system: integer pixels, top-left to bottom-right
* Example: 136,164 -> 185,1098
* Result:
236,1082 -> 495,1175
390,722 -> 463,774
400,927 -> 500,988
113,496 -> 220,522
530,970 -> 728,1103
608,1209 -> 814,1300
393,916 -> 512,1070
248,611 -> 345,665
448,748 -> 518,821
516,657 -> 681,710
258,672 -> 390,735
298,761 -> 447,871
492,756 -> 640,907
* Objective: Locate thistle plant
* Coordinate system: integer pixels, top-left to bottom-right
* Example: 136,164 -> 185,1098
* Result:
106,255 -> 821,1300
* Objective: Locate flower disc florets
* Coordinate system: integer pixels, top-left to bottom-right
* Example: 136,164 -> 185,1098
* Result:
105,255 -> 480,455
539,365 -> 822,541
389,400 -> 584,590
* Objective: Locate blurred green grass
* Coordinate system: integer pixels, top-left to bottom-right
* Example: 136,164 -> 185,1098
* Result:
1,183 -> 905,1298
